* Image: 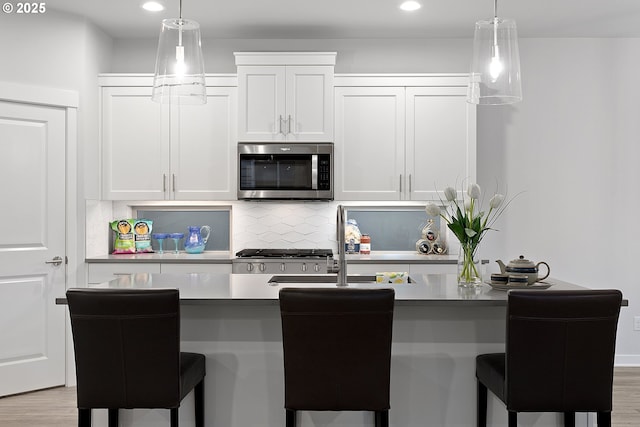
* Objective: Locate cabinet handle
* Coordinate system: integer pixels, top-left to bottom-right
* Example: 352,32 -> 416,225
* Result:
288,115 -> 292,135
399,174 -> 403,194
278,115 -> 284,134
409,174 -> 412,194
172,174 -> 176,193
163,174 -> 167,192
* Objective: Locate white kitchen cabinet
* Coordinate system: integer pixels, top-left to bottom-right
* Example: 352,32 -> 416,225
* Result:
235,53 -> 336,142
405,86 -> 476,200
88,263 -> 232,283
101,86 -> 169,200
334,86 -> 406,200
347,263 -> 407,275
160,263 -> 232,274
409,264 -> 457,275
347,263 -> 456,276
87,263 -> 161,284
100,75 -> 237,201
334,75 -> 476,201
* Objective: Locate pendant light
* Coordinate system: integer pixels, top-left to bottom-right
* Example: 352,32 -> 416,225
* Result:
468,0 -> 522,105
152,0 -> 206,104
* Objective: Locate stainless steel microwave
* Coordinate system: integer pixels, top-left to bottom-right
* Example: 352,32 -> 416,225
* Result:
238,143 -> 333,200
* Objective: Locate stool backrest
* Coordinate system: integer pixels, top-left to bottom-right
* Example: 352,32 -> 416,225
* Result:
506,289 -> 622,412
66,288 -> 181,409
279,287 -> 395,411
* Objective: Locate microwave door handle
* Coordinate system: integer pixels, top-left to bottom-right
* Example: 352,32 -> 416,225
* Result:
311,154 -> 318,190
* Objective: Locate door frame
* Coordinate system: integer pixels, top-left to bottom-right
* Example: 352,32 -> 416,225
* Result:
0,81 -> 79,388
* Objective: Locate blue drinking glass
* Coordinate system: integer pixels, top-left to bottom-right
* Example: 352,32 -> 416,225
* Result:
151,233 -> 169,254
168,233 -> 184,254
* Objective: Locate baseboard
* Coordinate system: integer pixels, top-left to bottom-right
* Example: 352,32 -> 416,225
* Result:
615,354 -> 640,366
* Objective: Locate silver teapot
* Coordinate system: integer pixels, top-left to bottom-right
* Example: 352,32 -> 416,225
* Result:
496,255 -> 550,285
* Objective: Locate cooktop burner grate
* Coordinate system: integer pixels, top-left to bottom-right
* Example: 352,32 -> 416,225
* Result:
235,249 -> 333,258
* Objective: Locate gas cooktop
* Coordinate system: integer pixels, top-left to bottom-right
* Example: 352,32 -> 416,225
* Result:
235,249 -> 333,258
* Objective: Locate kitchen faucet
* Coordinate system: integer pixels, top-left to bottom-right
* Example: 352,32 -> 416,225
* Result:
336,205 -> 348,286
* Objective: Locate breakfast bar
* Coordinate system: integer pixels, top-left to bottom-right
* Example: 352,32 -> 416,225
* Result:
57,273 -> 616,427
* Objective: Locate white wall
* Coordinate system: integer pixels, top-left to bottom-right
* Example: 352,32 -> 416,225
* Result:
478,38 -> 640,364
111,37 -> 472,73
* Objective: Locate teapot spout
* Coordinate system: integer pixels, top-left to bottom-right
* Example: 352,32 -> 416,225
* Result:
496,260 -> 507,274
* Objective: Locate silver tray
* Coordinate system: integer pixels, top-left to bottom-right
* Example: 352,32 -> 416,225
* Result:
485,281 -> 552,291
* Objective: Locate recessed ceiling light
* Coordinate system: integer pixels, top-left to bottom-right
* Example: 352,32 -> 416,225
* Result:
399,1 -> 422,12
142,1 -> 165,12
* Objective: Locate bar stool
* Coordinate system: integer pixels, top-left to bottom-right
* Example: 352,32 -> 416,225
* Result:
66,288 -> 206,427
476,289 -> 622,427
279,287 -> 395,427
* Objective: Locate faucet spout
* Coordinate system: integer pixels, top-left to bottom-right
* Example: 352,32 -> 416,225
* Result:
336,205 -> 348,286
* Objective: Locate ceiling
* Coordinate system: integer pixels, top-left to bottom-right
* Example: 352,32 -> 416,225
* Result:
48,0 -> 640,39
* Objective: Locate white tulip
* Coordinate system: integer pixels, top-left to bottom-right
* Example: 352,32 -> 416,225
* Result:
468,183 -> 481,200
489,193 -> 505,209
444,187 -> 457,202
425,203 -> 441,217
464,199 -> 472,212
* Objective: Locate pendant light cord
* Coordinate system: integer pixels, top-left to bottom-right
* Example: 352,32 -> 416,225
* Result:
178,0 -> 183,47
493,0 -> 498,46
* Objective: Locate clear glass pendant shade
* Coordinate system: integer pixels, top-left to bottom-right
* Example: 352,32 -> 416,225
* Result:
468,17 -> 522,105
152,18 -> 206,104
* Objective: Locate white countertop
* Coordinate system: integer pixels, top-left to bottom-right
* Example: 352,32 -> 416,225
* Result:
60,272 -> 591,306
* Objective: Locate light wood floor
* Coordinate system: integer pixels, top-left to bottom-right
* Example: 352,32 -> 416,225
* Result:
0,368 -> 638,426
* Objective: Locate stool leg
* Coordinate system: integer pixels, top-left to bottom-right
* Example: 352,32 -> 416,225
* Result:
477,380 -> 488,427
508,411 -> 517,427
597,411 -> 611,427
78,408 -> 91,427
563,411 -> 575,427
170,408 -> 179,427
374,410 -> 389,427
194,380 -> 205,427
285,409 -> 296,427
108,408 -> 119,427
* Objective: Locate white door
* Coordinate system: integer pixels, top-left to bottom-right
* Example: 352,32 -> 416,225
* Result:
0,100 -> 66,396
285,66 -> 334,141
334,86 -> 406,201
172,86 -> 237,200
406,86 -> 477,200
101,86 -> 169,200
237,65 -> 286,141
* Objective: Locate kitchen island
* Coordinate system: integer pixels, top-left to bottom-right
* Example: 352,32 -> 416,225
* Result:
60,273 -> 609,427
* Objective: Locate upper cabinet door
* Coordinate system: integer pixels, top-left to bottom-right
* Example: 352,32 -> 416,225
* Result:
334,86 -> 406,201
405,86 -> 476,201
235,53 -> 336,142
237,66 -> 286,141
101,86 -> 170,200
285,66 -> 334,141
171,86 -> 238,200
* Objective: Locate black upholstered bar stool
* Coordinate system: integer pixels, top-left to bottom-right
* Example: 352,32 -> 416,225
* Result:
476,289 -> 622,427
279,287 -> 395,427
66,288 -> 206,427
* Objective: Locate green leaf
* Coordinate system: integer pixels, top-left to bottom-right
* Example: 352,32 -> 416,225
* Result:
448,222 -> 466,243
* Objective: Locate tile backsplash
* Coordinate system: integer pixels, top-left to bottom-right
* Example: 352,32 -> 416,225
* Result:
232,202 -> 337,252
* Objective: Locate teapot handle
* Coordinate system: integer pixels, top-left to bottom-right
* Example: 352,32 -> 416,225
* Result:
200,226 -> 211,244
536,261 -> 550,281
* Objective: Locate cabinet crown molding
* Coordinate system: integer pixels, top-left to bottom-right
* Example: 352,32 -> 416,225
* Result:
234,52 -> 337,66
